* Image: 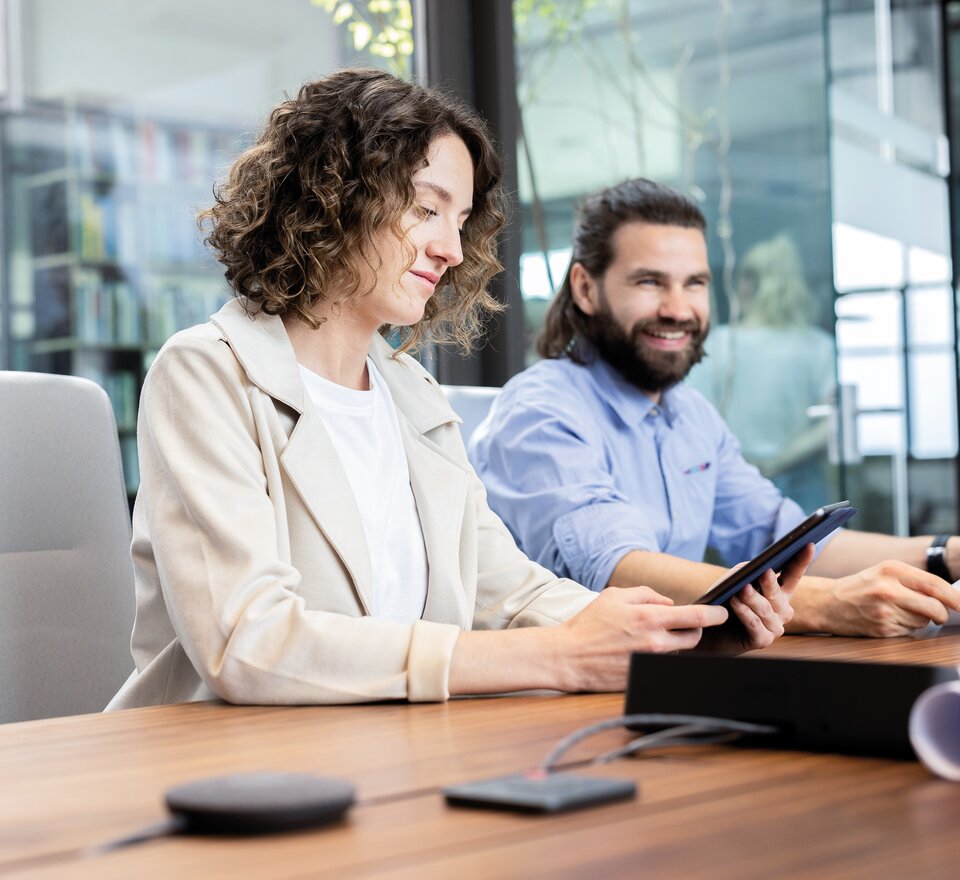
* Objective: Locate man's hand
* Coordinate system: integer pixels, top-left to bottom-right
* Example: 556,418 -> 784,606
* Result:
807,561 -> 960,637
696,544 -> 814,653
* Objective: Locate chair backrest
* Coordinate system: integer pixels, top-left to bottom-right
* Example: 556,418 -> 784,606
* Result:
440,384 -> 501,448
0,372 -> 136,723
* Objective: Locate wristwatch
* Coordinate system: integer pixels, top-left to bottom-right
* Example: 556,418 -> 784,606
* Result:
926,534 -> 952,581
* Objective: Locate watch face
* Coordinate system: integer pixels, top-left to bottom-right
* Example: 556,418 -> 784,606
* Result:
927,538 -> 952,580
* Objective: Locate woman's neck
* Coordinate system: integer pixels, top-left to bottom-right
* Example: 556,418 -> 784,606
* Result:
282,308 -> 378,391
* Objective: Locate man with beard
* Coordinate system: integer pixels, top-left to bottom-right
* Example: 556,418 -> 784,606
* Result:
468,178 -> 960,637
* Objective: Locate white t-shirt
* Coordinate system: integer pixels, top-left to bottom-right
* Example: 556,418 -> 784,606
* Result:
299,359 -> 428,624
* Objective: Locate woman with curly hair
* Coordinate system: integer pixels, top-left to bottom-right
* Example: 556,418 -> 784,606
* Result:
108,69 -> 807,709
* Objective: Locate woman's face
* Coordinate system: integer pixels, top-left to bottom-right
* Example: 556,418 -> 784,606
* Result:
358,133 -> 474,330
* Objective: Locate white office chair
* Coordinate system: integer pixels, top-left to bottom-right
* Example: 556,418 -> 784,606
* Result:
440,384 -> 501,447
0,372 -> 136,723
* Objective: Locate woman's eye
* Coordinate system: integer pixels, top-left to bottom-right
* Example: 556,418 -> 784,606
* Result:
418,205 -> 438,219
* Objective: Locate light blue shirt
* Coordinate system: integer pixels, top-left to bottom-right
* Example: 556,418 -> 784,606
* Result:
468,353 -> 808,592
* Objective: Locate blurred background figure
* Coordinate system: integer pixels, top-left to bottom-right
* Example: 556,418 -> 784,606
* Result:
689,234 -> 836,513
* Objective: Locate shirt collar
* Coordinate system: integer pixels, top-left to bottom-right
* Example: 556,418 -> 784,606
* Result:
576,340 -> 684,428
211,298 -> 305,412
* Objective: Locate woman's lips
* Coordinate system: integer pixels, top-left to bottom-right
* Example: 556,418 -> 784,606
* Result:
409,270 -> 440,292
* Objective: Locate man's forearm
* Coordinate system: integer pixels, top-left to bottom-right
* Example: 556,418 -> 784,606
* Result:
608,550 -> 726,603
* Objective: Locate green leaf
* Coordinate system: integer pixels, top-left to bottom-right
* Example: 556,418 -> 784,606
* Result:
333,2 -> 354,25
350,20 -> 373,50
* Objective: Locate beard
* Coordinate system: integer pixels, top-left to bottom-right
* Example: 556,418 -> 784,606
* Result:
590,296 -> 708,394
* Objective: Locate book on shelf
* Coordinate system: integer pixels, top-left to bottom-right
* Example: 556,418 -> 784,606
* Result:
29,180 -> 69,257
77,188 -> 137,263
142,277 -> 230,346
72,112 -> 137,182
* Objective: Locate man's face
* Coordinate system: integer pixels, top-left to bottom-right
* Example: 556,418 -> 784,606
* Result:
578,222 -> 711,395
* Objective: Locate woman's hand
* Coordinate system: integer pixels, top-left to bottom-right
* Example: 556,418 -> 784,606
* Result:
695,543 -> 814,654
553,586 -> 728,692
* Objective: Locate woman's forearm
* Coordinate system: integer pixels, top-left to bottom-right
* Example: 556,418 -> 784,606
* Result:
448,627 -> 569,695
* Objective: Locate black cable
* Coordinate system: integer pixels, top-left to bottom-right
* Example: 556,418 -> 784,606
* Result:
85,816 -> 188,855
0,817 -> 187,877
592,724 -> 755,765
540,713 -> 778,772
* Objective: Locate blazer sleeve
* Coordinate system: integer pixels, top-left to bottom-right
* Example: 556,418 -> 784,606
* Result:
134,332 -> 461,705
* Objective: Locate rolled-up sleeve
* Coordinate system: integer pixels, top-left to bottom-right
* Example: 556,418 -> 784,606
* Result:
552,502 -> 657,591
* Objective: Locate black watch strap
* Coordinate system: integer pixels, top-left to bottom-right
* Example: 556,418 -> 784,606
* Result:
926,534 -> 952,581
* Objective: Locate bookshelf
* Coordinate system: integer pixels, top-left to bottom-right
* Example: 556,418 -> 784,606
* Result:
4,102 -> 246,499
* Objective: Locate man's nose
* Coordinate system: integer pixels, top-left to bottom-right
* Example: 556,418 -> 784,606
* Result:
659,285 -> 695,321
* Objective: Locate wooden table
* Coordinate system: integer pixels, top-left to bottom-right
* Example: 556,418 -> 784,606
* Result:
2,633 -> 960,879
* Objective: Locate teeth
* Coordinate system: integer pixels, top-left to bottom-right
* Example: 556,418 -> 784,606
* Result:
649,330 -> 686,339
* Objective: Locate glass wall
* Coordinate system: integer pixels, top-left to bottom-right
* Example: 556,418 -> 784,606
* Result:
513,0 -> 838,515
0,0 -> 414,497
512,0 -> 959,534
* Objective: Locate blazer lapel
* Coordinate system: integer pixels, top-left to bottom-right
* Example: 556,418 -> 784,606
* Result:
211,300 -> 374,612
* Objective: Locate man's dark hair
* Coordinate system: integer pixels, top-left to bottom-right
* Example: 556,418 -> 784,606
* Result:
537,178 -> 707,362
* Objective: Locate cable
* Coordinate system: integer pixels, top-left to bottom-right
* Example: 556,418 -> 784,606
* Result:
540,713 -> 778,772
86,816 -> 188,856
592,724 -> 753,766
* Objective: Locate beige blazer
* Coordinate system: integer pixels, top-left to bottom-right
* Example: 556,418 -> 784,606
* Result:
107,300 -> 594,709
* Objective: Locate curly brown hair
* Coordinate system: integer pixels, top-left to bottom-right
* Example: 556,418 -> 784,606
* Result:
538,178 -> 706,363
199,68 -> 506,354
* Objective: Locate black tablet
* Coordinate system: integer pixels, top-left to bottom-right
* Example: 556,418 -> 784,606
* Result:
694,500 -> 858,607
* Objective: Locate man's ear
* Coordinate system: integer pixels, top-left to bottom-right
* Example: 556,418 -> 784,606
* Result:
569,262 -> 601,316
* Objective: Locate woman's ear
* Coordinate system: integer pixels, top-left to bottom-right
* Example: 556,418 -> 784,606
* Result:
569,262 -> 601,316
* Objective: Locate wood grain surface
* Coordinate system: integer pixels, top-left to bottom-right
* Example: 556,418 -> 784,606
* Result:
2,632 -> 959,879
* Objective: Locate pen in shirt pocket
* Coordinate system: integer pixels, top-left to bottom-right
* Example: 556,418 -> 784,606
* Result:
682,461 -> 711,475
